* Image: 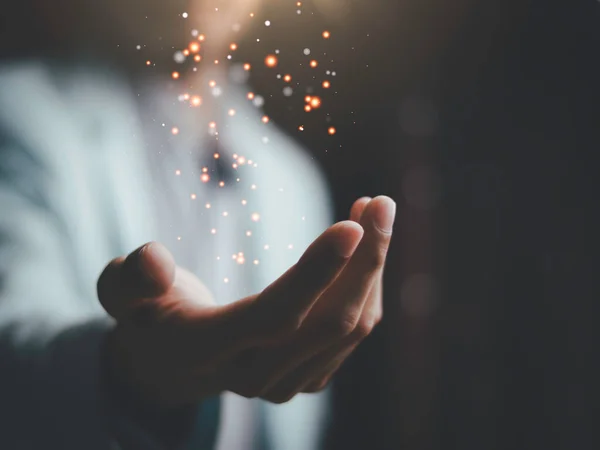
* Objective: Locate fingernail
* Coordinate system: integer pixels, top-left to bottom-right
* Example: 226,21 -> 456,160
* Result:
373,198 -> 396,233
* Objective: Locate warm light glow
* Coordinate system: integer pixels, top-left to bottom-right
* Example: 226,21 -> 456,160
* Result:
244,63 -> 251,71
247,92 -> 255,100
261,116 -> 270,124
194,54 -> 202,62
172,71 -> 180,79
322,31 -> 331,39
190,95 -> 202,107
310,96 -> 322,108
283,74 -> 292,82
189,42 -> 200,53
171,127 -> 179,135
322,80 -> 331,88
265,55 -> 278,68
230,43 -> 238,51
209,80 -> 217,87
328,126 -> 337,135
304,105 -> 312,112
310,60 -> 318,68
201,174 -> 210,183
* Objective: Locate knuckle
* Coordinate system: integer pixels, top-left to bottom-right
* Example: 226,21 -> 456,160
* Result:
327,314 -> 358,337
353,317 -> 375,340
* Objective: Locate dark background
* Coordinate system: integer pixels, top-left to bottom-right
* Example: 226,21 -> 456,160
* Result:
255,0 -> 599,449
293,1 -> 598,449
2,0 -> 599,448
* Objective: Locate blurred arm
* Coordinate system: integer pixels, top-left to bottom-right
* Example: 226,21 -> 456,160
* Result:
0,138 -> 217,449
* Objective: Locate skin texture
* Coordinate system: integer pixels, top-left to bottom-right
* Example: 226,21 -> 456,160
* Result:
98,196 -> 395,408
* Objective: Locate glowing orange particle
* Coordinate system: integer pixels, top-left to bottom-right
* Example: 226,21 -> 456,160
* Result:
190,95 -> 202,107
209,80 -> 216,88
228,109 -> 236,116
244,63 -> 251,71
183,49 -> 190,56
247,92 -> 255,100
310,60 -> 318,68
189,42 -> 200,53
213,153 -> 220,159
305,95 -> 312,103
172,71 -> 180,79
261,116 -> 270,124
183,93 -> 190,100
305,105 -> 312,112
310,96 -> 322,108
198,34 -> 205,41
323,31 -> 331,39
322,80 -> 331,88
171,127 -> 179,135
283,74 -> 292,82
194,54 -> 202,62
265,55 -> 278,68
146,60 -> 151,66
328,127 -> 337,135
230,43 -> 238,51
201,174 -> 210,183
209,121 -> 216,128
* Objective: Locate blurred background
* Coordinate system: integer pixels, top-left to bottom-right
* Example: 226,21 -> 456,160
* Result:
2,0 -> 599,449
256,1 -> 599,449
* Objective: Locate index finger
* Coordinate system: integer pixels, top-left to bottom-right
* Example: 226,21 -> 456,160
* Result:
251,220 -> 364,339
311,196 -> 395,330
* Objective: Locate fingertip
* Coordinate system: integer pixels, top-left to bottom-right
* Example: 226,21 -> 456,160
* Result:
330,221 -> 364,258
362,196 -> 396,234
140,242 -> 176,292
126,242 -> 176,296
350,197 -> 372,222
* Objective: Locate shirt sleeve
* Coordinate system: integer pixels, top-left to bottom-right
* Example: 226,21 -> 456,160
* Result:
0,137 -> 219,449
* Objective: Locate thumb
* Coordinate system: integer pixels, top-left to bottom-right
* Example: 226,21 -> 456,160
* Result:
97,242 -> 176,320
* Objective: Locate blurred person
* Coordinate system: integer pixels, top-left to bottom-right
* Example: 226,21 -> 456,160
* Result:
0,1 -> 395,449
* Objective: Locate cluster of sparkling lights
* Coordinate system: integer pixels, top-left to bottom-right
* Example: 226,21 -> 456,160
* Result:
140,1 -> 341,284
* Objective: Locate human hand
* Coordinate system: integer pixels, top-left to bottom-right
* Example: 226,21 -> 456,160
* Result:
98,196 -> 395,408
